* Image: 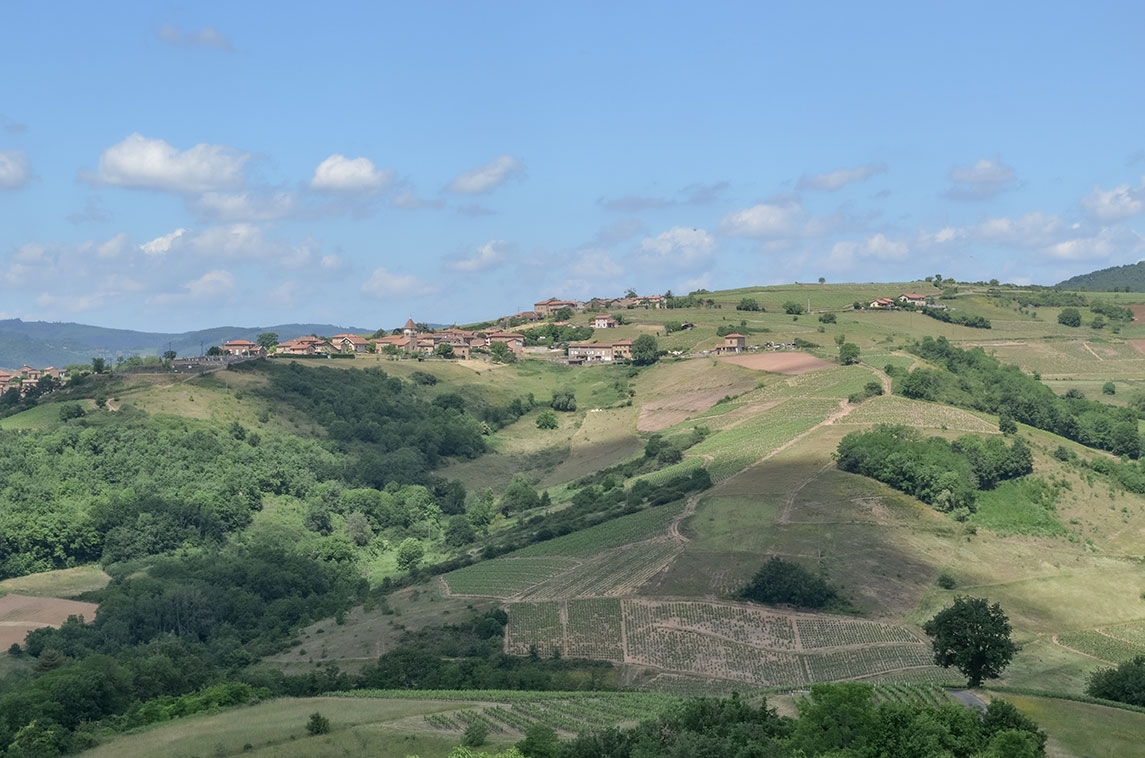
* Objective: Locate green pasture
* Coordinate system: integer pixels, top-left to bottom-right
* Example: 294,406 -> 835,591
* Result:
998,693 -> 1145,758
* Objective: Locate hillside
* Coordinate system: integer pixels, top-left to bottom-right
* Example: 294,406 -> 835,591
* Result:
1056,259 -> 1145,291
0,319 -> 370,368
5,279 -> 1145,756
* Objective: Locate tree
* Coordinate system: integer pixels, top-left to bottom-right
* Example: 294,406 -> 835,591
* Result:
631,334 -> 659,365
923,596 -> 1017,686
536,410 -> 558,429
553,307 -> 573,322
162,349 -> 177,361
306,711 -> 331,735
463,720 -> 489,747
838,342 -> 861,365
257,332 -> 279,350
782,301 -> 805,315
1058,307 -> 1082,327
1087,654 -> 1145,705
488,341 -> 516,363
1103,381 -> 1116,395
516,723 -> 560,758
550,389 -> 576,412
91,357 -> 106,374
206,346 -> 223,356
818,312 -> 836,324
434,343 -> 455,358
395,538 -> 425,571
736,297 -> 761,311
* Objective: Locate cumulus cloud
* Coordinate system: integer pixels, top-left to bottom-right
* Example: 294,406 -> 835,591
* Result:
157,24 -> 233,50
0,150 -> 31,189
719,201 -> 801,238
944,158 -> 1018,200
972,212 -> 1067,248
191,190 -> 299,221
569,249 -> 624,280
797,163 -> 887,191
827,233 -> 910,269
93,133 -> 249,193
1046,227 -> 1145,261
310,154 -> 392,193
638,227 -> 715,268
141,228 -> 188,256
149,269 -> 236,306
361,267 -> 436,298
451,240 -> 509,272
447,155 -> 523,194
91,233 -> 132,259
320,254 -> 342,270
1081,183 -> 1145,222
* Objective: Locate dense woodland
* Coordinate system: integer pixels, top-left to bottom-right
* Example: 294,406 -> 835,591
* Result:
901,336 -> 1144,457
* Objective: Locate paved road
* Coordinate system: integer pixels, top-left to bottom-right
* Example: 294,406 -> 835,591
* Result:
947,689 -> 987,712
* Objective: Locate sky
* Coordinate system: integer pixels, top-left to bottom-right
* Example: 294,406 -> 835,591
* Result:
2,2 -> 1144,333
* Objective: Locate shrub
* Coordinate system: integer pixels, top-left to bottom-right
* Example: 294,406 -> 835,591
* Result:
739,556 -> 838,609
783,301 -> 805,315
1086,655 -> 1145,706
536,411 -> 558,429
1103,381 -> 1116,395
410,370 -> 438,385
818,312 -> 837,324
937,572 -> 957,589
306,712 -> 331,735
463,720 -> 489,747
550,388 -> 577,412
1058,307 -> 1082,327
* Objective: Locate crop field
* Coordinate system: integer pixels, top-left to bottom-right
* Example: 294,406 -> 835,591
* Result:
506,598 -> 938,687
796,615 -> 922,648
510,501 -> 684,558
0,593 -> 99,649
441,557 -> 581,598
836,395 -> 999,433
988,339 -> 1145,380
1099,620 -> 1145,647
521,539 -> 681,599
1056,629 -> 1145,663
690,397 -> 842,482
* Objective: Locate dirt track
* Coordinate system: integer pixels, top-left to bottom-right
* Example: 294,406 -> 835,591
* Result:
0,594 -> 98,648
719,352 -> 833,374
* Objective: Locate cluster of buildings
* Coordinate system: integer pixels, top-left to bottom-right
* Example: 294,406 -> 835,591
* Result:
504,294 -> 665,323
0,365 -> 67,396
869,293 -> 929,309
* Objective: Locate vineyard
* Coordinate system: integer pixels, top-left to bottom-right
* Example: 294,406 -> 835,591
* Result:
510,501 -> 684,559
520,540 -> 682,599
837,395 -> 999,433
441,556 -> 581,598
1057,628 -> 1145,663
506,598 -> 942,687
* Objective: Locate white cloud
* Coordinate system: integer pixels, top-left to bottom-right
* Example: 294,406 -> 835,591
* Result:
827,233 -> 910,269
1082,183 -> 1145,222
94,233 -> 132,259
157,24 -> 233,50
569,249 -> 624,280
0,150 -> 30,189
447,155 -> 523,194
451,240 -> 508,272
797,163 -> 887,191
972,212 -> 1066,248
390,188 -> 444,210
639,227 -> 715,268
320,254 -> 342,270
149,269 -> 236,305
192,190 -> 298,221
361,267 -> 435,298
719,201 -> 801,237
94,133 -> 249,193
944,158 -> 1018,200
1046,227 -> 1145,261
141,228 -> 188,256
311,154 -> 391,193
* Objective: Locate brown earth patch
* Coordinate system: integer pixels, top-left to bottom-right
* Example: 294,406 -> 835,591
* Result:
1131,340 -> 1145,356
1131,305 -> 1145,323
0,594 -> 98,649
638,388 -> 750,432
719,352 -> 833,374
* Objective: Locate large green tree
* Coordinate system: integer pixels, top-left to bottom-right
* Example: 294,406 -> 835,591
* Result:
630,334 -> 659,365
257,332 -> 279,350
923,596 -> 1018,686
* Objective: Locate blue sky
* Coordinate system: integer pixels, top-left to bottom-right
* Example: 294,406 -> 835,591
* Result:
2,2 -> 1144,332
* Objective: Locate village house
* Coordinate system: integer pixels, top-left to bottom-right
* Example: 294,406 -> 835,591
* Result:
276,336 -> 331,355
593,315 -> 618,329
533,298 -> 581,316
568,342 -> 615,363
331,333 -> 371,354
721,333 -> 746,352
869,297 -> 897,309
898,293 -> 928,306
220,339 -> 267,357
486,331 -> 526,352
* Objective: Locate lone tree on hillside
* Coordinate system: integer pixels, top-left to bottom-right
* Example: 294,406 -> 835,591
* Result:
257,332 -> 279,350
838,342 -> 861,365
924,596 -> 1018,686
631,334 -> 659,365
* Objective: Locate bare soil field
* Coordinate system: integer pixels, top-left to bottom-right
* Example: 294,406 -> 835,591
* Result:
719,352 -> 833,374
0,594 -> 98,649
638,389 -> 767,432
1131,339 -> 1145,356
1131,304 -> 1145,323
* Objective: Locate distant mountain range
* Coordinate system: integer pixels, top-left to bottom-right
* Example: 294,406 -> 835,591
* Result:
1056,261 -> 1145,291
0,320 -> 370,369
